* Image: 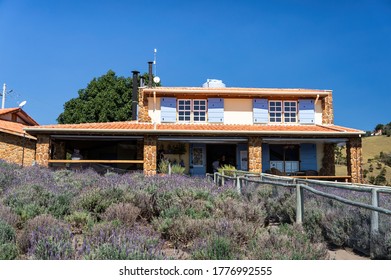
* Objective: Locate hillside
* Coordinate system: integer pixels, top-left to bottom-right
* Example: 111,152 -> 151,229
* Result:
335,135 -> 391,185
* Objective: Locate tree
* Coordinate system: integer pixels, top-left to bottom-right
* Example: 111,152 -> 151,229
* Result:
57,70 -> 154,124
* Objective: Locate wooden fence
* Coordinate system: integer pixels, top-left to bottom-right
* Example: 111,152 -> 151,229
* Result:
212,169 -> 391,258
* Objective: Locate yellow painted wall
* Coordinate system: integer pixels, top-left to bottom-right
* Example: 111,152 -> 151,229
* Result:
315,101 -> 322,125
224,99 -> 253,124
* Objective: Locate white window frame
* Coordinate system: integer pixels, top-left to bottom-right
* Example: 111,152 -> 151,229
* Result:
193,99 -> 207,123
269,100 -> 297,124
177,99 -> 192,122
283,101 -> 297,123
269,100 -> 282,123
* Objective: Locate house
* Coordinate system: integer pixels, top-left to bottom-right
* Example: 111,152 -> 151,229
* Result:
0,107 -> 38,166
24,77 -> 365,183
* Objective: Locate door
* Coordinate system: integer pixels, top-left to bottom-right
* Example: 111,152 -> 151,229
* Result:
189,143 -> 206,175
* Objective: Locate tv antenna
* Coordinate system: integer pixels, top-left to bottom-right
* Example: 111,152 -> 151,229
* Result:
1,83 -> 14,109
153,48 -> 157,76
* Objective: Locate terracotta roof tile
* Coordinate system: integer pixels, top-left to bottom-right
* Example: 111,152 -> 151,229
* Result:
0,108 -> 20,116
0,119 -> 36,139
26,121 -> 363,136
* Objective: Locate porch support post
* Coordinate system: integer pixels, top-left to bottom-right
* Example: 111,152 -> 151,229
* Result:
143,135 -> 158,175
248,136 -> 262,173
35,135 -> 50,167
346,137 -> 363,184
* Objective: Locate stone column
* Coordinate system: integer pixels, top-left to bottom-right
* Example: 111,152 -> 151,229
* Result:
138,89 -> 152,123
36,135 -> 50,167
248,136 -> 262,173
143,135 -> 157,175
322,93 -> 334,124
346,137 -> 363,184
321,143 -> 336,176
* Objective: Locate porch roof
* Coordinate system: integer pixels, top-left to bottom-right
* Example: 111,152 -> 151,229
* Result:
24,122 -> 364,137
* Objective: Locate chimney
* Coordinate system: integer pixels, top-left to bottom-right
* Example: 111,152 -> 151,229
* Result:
131,70 -> 140,121
148,61 -> 153,87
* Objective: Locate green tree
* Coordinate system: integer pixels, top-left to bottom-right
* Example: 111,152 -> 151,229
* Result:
57,70 -> 154,124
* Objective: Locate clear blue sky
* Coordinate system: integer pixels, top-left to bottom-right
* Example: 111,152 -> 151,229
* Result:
0,0 -> 390,131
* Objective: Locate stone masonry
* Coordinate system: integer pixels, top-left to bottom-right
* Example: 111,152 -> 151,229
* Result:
0,132 -> 36,166
35,135 -> 50,167
346,137 -> 363,184
248,136 -> 262,173
322,93 -> 334,125
143,135 -> 157,175
138,89 -> 152,123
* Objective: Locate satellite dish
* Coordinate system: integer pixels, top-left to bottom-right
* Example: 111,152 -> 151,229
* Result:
153,76 -> 160,83
18,101 -> 27,107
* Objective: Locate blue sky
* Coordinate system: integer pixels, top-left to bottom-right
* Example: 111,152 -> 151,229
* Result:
0,0 -> 390,131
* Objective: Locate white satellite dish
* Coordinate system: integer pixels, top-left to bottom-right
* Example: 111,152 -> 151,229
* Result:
18,100 -> 27,107
153,76 -> 160,83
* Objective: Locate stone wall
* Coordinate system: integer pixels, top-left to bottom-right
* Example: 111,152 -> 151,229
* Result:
248,136 -> 262,173
138,89 -> 152,123
320,143 -> 336,176
35,135 -> 50,167
0,132 -> 36,166
347,137 -> 363,183
143,135 -> 157,175
322,93 -> 334,124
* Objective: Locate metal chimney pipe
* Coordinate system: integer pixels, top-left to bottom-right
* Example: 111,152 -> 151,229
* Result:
148,61 -> 153,87
131,70 -> 140,121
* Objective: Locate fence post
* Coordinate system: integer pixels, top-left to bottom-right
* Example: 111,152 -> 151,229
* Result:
370,188 -> 379,258
168,163 -> 172,176
296,184 -> 304,224
221,169 -> 225,186
236,176 -> 241,194
214,172 -> 217,184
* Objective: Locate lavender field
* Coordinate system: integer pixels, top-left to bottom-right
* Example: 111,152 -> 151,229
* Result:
0,160 -> 390,260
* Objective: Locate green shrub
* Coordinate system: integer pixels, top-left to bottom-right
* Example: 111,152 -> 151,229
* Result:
0,219 -> 16,244
0,242 -> 19,260
65,211 -> 95,233
171,164 -> 185,175
158,159 -> 170,174
192,235 -> 235,260
247,224 -> 328,260
102,203 -> 140,226
218,164 -> 236,176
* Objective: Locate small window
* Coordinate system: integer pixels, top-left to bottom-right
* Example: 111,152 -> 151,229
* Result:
178,99 -> 191,122
269,101 -> 282,123
193,99 -> 207,122
283,101 -> 297,123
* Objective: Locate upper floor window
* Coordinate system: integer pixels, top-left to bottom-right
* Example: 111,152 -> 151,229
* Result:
193,99 -> 207,122
177,99 -> 207,123
178,99 -> 191,122
269,100 -> 297,123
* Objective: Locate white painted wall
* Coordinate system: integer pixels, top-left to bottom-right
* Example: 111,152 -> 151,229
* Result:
148,97 -> 161,123
224,99 -> 253,124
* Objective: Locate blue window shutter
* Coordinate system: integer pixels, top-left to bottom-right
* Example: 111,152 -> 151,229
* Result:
299,99 -> 315,124
300,143 -> 317,171
253,99 -> 268,123
161,97 -> 176,123
208,98 -> 224,123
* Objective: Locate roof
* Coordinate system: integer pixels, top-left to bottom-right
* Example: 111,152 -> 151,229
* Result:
24,121 -> 364,137
0,119 -> 37,140
141,87 -> 332,97
0,107 -> 39,126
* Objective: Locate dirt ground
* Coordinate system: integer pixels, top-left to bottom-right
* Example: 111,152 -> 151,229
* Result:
328,248 -> 369,260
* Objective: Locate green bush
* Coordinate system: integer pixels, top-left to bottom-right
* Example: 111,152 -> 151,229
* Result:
65,211 -> 95,233
192,235 -> 235,260
0,219 -> 16,244
0,243 -> 19,260
102,203 -> 140,226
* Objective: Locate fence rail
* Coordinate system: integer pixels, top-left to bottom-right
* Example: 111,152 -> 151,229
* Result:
213,169 -> 391,258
